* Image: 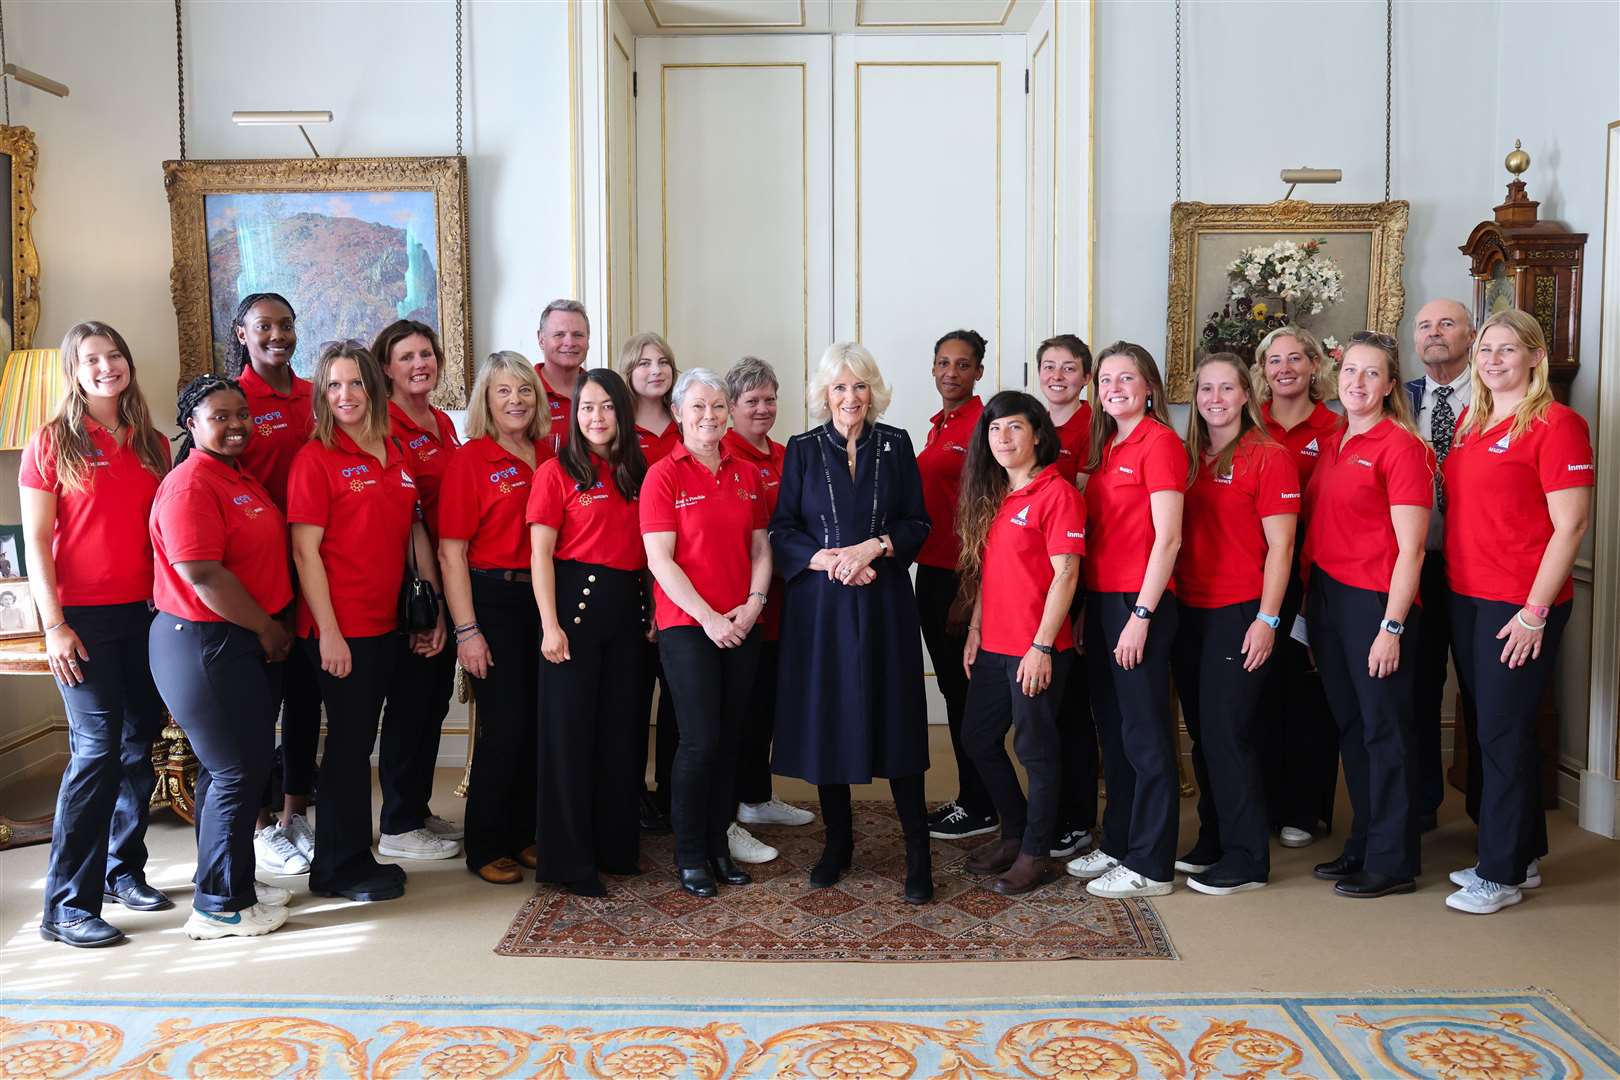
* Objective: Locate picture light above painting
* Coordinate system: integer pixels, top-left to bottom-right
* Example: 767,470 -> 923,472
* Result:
163,156 -> 473,408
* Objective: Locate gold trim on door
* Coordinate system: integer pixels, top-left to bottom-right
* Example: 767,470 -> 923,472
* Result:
645,0 -> 806,30
855,0 -> 1016,29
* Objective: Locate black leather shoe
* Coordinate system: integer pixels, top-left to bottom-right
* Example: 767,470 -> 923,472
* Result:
41,916 -> 126,948
566,875 -> 607,897
1312,853 -> 1364,881
678,867 -> 717,897
809,845 -> 853,888
707,855 -> 751,886
903,837 -> 933,905
104,881 -> 174,912
639,791 -> 672,834
1334,870 -> 1416,898
311,873 -> 406,902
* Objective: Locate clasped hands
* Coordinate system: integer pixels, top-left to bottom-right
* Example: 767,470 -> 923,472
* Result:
808,540 -> 880,587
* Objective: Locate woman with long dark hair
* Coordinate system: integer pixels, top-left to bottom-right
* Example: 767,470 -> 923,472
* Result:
287,342 -> 444,901
530,368 -> 649,896
371,319 -> 462,863
149,375 -> 295,938
1065,341 -> 1186,900
439,351 -> 554,884
23,322 -> 171,947
227,292 -> 320,877
1171,353 -> 1299,896
1302,332 -> 1432,899
955,391 -> 1085,895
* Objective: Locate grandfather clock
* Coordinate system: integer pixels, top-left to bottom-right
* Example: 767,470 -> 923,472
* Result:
1460,141 -> 1588,402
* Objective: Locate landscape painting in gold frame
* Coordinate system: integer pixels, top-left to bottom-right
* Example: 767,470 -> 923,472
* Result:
163,156 -> 471,407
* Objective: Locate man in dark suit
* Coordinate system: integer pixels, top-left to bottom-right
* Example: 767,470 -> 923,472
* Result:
1408,299 -> 1480,830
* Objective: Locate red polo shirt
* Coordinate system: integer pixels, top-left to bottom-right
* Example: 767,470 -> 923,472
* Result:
980,467 -> 1087,655
20,422 -> 169,606
285,430 -> 418,638
916,396 -> 984,569
1175,433 -> 1300,608
723,430 -> 787,640
1083,418 -> 1188,593
637,423 -> 681,465
639,443 -> 768,631
527,454 -> 646,571
1443,403 -> 1594,605
536,368 -> 573,453
150,452 -> 292,622
1261,400 -> 1341,490
388,401 -> 461,542
1051,401 -> 1093,484
439,437 -> 555,570
1301,417 -> 1434,595
236,365 -> 314,510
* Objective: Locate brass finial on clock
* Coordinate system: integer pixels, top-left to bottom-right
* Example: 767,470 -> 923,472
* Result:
1505,139 -> 1531,177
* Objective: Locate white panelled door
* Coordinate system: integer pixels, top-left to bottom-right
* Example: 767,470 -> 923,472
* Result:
832,34 -> 1028,448
634,35 -> 833,433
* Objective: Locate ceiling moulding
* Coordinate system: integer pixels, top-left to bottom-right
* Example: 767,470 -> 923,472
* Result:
855,0 -> 1017,29
644,0 -> 806,29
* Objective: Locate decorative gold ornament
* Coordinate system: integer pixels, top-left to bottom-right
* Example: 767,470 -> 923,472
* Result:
1505,139 -> 1531,177
0,125 -> 41,352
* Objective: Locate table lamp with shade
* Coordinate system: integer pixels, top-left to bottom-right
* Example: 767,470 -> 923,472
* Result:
0,348 -> 63,451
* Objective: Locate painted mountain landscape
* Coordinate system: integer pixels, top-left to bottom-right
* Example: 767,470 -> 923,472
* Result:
204,191 -> 440,376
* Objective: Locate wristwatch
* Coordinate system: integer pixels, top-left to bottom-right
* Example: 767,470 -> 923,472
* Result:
1131,605 -> 1154,620
1030,642 -> 1057,656
1255,611 -> 1281,629
1524,603 -> 1551,619
1380,618 -> 1405,636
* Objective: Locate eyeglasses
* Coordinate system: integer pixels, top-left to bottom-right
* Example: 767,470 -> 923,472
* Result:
318,338 -> 365,353
1348,330 -> 1398,350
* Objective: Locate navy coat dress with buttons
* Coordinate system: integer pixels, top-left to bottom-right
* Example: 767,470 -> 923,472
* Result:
769,420 -> 932,785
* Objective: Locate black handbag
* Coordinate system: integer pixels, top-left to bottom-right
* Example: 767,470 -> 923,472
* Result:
394,439 -> 441,634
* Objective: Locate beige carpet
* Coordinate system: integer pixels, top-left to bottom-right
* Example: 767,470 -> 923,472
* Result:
1,728 -> 1615,1044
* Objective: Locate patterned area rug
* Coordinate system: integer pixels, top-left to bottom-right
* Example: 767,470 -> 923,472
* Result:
496,802 -> 1174,962
1,991 -> 1615,1078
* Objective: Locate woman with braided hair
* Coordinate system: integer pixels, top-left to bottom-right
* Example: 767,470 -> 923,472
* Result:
149,375 -> 296,938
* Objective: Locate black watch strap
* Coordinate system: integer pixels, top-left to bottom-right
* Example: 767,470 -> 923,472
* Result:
1030,642 -> 1056,656
1132,605 -> 1154,620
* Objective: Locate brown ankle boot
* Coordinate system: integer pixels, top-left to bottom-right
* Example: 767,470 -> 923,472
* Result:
991,852 -> 1057,895
965,836 -> 1022,875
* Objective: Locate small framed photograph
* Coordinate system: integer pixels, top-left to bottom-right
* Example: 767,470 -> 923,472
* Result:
0,578 -> 40,639
0,524 -> 24,579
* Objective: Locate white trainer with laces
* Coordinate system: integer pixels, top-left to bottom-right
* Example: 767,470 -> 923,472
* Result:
423,815 -> 466,840
1065,849 -> 1119,880
1278,826 -> 1314,848
255,880 -> 292,907
727,822 -> 779,864
185,902 -> 288,940
1450,858 -> 1541,890
737,799 -> 815,826
1085,863 -> 1174,898
378,828 -> 461,860
1445,878 -> 1523,915
285,813 -> 316,860
253,824 -> 310,876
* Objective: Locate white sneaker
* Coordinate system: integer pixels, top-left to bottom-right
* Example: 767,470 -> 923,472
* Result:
1279,826 -> 1314,848
727,822 -> 779,864
423,814 -> 465,841
1446,878 -> 1523,915
1066,849 -> 1119,880
253,824 -> 310,876
377,828 -> 461,860
184,902 -> 288,940
1450,858 -> 1541,890
255,880 -> 292,907
285,813 -> 316,860
1085,863 -> 1174,898
737,798 -> 815,826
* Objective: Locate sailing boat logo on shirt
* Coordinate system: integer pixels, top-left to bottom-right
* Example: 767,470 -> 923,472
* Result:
1489,433 -> 1512,454
1010,504 -> 1031,527
1302,437 -> 1320,456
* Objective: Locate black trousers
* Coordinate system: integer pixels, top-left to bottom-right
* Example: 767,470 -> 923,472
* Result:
42,603 -> 165,924
1085,590 -> 1180,882
536,561 -> 646,882
1414,552 -> 1479,818
150,615 -> 276,912
962,649 -> 1071,856
915,564 -> 991,815
1172,602 -> 1271,880
1452,596 -> 1567,886
1307,570 -> 1421,878
658,625 -> 762,868
1057,597 -> 1097,832
463,573 -> 540,870
735,639 -> 780,805
303,632 -> 397,892
271,636 -> 322,800
378,639 -> 456,834
1258,576 -> 1338,833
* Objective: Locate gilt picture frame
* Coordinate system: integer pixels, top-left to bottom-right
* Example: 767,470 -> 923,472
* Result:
163,156 -> 472,408
0,125 -> 41,355
1165,199 -> 1409,402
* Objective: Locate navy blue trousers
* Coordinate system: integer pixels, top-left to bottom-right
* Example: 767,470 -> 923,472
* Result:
962,649 -> 1072,857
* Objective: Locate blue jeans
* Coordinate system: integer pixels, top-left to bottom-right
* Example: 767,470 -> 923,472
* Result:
42,602 -> 165,924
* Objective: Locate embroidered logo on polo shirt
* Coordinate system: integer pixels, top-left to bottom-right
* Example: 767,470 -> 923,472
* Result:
1066,529 -> 1085,539
1117,465 -> 1135,475
1010,505 -> 1031,527
1214,470 -> 1234,485
947,442 -> 967,454
577,479 -> 608,507
1281,491 -> 1301,499
341,462 -> 373,492
1302,438 -> 1320,456
408,433 -> 437,460
1354,458 -> 1374,468
490,464 -> 521,494
1569,462 -> 1594,472
232,492 -> 266,518
400,470 -> 416,489
254,409 -> 284,437
1489,434 -> 1512,454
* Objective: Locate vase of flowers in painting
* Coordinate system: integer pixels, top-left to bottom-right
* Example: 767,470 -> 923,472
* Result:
1200,238 -> 1346,360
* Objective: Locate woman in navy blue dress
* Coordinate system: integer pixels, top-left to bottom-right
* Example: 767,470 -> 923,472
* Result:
770,343 -> 933,903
